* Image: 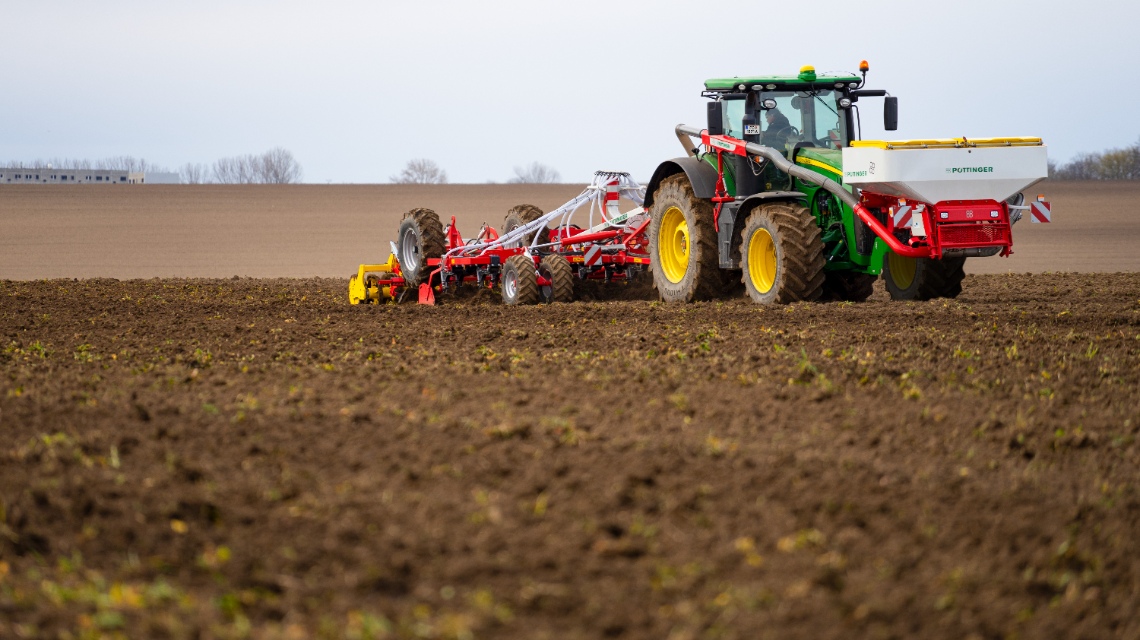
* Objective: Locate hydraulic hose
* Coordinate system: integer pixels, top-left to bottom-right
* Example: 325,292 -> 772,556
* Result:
674,125 -> 932,259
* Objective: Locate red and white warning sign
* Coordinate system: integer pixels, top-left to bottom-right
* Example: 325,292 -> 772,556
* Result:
891,205 -> 912,230
605,180 -> 621,220
584,245 -> 603,266
1030,200 -> 1052,223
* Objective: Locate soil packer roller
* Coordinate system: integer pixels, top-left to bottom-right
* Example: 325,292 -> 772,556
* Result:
646,61 -> 1051,303
349,172 -> 650,305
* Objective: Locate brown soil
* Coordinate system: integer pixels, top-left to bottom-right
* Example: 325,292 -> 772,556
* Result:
2,181 -> 1138,280
3,274 -> 1139,638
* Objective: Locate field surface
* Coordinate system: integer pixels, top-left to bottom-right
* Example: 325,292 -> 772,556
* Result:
2,274 -> 1139,638
2,181 -> 1139,279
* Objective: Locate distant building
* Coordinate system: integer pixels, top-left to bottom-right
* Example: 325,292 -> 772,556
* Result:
0,168 -> 181,184
135,172 -> 180,184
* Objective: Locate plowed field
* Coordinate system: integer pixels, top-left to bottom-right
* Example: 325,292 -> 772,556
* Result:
2,181 -> 1140,280
3,274 -> 1139,639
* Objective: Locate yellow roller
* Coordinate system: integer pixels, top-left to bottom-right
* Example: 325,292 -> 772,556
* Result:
348,254 -> 400,304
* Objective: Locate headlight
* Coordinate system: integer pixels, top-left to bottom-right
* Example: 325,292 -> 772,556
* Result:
839,98 -> 852,109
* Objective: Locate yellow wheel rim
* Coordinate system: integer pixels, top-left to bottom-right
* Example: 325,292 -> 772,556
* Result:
658,206 -> 690,284
887,253 -> 917,289
747,227 -> 777,294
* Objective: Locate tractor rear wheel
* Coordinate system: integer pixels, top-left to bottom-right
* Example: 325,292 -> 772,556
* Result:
739,202 -> 826,304
882,254 -> 966,301
648,173 -> 725,302
822,270 -> 876,302
396,208 -> 445,288
501,254 -> 539,305
539,254 -> 574,303
502,204 -> 550,248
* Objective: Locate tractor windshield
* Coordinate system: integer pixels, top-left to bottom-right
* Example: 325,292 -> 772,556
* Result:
760,89 -> 848,150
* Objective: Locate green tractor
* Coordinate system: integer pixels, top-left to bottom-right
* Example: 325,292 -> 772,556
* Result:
644,62 -> 1049,303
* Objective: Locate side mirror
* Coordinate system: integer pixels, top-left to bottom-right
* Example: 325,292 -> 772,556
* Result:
707,101 -> 724,136
884,96 -> 898,131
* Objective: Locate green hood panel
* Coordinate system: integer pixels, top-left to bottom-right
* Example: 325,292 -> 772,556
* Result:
794,148 -> 843,178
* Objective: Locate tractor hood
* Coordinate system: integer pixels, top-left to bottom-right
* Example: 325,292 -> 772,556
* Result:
793,148 -> 843,181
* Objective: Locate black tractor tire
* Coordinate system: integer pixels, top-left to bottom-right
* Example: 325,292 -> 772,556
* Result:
821,271 -> 877,302
882,254 -> 966,301
501,254 -> 539,305
502,204 -> 550,248
738,202 -> 826,304
538,254 -> 575,304
396,208 -> 445,288
648,173 -> 727,302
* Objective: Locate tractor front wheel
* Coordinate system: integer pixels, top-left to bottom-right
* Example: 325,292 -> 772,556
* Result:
882,254 -> 966,301
648,174 -> 725,302
501,254 -> 539,305
396,208 -> 445,288
739,202 -> 826,304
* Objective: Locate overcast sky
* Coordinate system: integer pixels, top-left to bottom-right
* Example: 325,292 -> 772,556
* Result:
2,0 -> 1137,183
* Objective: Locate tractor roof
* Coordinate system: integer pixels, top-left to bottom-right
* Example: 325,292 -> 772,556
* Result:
705,68 -> 861,92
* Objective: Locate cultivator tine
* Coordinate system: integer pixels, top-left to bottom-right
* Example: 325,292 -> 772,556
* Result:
418,283 -> 436,305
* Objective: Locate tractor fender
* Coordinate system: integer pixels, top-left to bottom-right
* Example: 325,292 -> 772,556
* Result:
644,157 -> 719,209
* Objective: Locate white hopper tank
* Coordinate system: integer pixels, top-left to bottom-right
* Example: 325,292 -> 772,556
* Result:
840,138 -> 1048,204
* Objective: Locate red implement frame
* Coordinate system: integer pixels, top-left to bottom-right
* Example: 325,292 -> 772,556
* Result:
409,208 -> 650,304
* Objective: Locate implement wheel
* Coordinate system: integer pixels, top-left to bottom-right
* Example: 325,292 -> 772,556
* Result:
822,271 -> 876,302
396,208 -> 445,288
539,254 -> 574,303
501,254 -> 539,305
502,204 -> 550,248
739,202 -> 825,304
882,254 -> 966,301
648,173 -> 725,302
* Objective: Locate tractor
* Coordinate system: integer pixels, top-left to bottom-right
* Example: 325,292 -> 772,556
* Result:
644,61 -> 1050,304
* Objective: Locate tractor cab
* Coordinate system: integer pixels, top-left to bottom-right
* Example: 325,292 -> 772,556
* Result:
701,64 -> 896,195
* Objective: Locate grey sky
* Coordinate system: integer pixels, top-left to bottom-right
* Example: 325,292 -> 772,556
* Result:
2,0 -> 1136,183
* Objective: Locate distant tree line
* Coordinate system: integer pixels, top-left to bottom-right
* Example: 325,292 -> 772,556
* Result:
4,156 -> 169,173
1050,139 -> 1140,180
389,158 -> 448,184
5,148 -> 302,184
389,159 -> 561,184
181,148 -> 302,184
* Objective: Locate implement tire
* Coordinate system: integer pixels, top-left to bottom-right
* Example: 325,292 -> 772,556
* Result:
396,208 -> 445,288
539,254 -> 574,304
648,173 -> 725,302
882,254 -> 966,301
501,254 -> 539,305
822,271 -> 876,302
502,204 -> 550,248
739,202 -> 825,304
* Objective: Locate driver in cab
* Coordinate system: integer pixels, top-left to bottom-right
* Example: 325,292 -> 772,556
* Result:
762,107 -> 794,149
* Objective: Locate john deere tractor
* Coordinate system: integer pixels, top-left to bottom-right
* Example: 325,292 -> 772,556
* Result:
645,62 -> 1049,304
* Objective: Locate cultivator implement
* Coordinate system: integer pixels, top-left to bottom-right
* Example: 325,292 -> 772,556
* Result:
348,171 -> 650,305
